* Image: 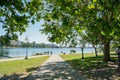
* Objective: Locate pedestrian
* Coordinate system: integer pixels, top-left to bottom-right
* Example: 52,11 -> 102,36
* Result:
50,51 -> 52,55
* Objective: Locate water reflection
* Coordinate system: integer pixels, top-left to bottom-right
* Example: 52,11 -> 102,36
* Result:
0,48 -> 9,57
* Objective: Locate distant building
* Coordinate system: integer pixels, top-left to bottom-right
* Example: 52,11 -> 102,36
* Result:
10,40 -> 21,47
47,44 -> 58,48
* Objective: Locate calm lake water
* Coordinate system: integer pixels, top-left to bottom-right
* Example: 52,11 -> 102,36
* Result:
0,47 -> 94,57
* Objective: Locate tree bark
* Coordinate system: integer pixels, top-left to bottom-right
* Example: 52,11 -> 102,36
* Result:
81,48 -> 84,59
103,42 -> 111,63
94,47 -> 98,57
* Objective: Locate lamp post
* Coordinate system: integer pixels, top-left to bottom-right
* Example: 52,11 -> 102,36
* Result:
25,35 -> 29,60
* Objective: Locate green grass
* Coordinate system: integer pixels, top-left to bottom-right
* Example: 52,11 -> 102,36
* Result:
0,56 -> 49,75
61,52 -> 118,71
60,53 -> 120,79
61,53 -> 103,61
60,53 -> 107,71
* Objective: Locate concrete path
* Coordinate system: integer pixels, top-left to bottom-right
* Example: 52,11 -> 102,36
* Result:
0,55 -> 47,62
26,55 -> 86,80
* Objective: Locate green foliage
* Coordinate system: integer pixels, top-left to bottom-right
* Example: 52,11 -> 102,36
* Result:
41,0 -> 120,43
82,30 -> 100,57
41,0 -> 120,62
0,0 -> 42,36
1,0 -> 120,62
0,34 -> 17,47
83,30 -> 99,46
20,42 -> 58,48
0,56 -> 49,75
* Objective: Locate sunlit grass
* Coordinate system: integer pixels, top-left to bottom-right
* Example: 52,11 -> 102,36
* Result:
0,56 -> 49,75
61,52 -> 103,60
60,53 -> 107,71
61,52 -> 120,79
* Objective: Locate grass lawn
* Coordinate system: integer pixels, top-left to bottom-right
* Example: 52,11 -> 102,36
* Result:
60,53 -> 104,71
0,56 -> 49,76
60,53 -> 120,80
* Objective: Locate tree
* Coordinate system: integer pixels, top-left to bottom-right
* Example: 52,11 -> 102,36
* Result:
83,30 -> 100,57
0,0 -> 42,37
41,0 -> 120,63
0,33 -> 17,46
79,36 -> 86,59
84,0 -> 120,62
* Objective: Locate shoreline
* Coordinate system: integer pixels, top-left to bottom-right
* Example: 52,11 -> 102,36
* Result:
0,55 -> 48,62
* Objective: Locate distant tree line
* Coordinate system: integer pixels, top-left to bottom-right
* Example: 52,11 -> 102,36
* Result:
10,41 -> 59,48
0,35 -> 58,48
20,42 -> 59,48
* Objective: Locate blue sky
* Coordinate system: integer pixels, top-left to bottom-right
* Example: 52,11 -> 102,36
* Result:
0,20 -> 51,44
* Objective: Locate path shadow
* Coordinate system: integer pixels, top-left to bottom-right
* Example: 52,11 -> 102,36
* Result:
65,56 -> 120,80
25,61 -> 85,80
82,67 -> 120,80
26,67 -> 38,72
0,73 -> 26,80
0,67 -> 39,80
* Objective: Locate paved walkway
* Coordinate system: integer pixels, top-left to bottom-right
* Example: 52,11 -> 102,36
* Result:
0,55 -> 47,62
26,55 -> 86,80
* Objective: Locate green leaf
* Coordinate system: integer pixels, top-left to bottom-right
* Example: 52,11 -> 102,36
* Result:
77,0 -> 81,2
88,4 -> 95,9
31,20 -> 35,24
93,0 -> 97,3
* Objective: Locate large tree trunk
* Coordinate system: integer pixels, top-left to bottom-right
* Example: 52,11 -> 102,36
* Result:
103,42 -> 111,63
81,48 -> 84,59
94,47 -> 98,57
93,45 -> 98,57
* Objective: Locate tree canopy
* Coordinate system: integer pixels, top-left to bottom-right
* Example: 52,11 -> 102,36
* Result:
1,0 -> 120,63
0,0 -> 42,37
41,0 -> 120,62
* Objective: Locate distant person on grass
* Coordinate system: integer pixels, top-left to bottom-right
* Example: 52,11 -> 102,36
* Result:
50,51 -> 52,55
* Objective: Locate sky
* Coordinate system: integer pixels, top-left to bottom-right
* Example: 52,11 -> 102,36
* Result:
0,19 -> 52,44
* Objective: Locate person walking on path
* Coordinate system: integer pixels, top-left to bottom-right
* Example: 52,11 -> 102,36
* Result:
26,55 -> 86,80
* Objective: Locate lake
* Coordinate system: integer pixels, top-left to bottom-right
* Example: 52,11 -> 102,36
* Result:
0,47 -> 94,57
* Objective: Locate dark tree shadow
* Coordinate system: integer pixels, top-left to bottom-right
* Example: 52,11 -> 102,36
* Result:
0,66 -> 40,80
26,67 -> 39,72
0,73 -> 26,80
1,55 -> 120,80
25,61 -> 85,80
65,56 -> 120,80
